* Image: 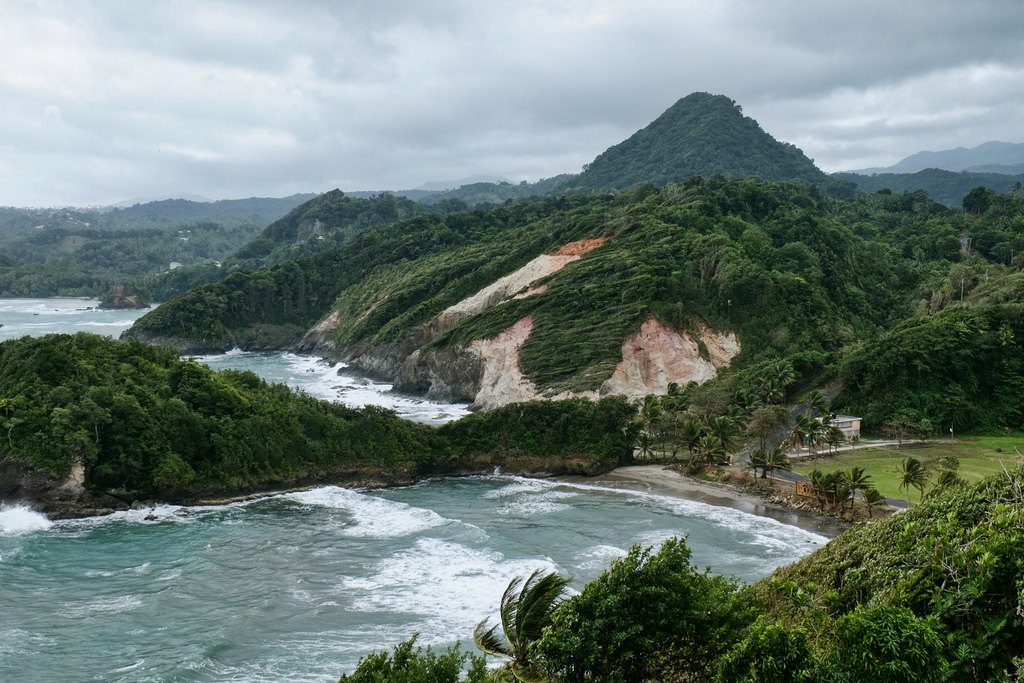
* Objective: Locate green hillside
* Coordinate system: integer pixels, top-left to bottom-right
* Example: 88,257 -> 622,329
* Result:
564,92 -> 824,192
229,189 -> 448,269
0,333 -> 633,506
0,194 -> 314,298
835,168 -> 1024,207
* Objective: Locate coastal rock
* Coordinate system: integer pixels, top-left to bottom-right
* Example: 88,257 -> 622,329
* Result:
99,283 -> 149,310
395,316 -> 738,410
0,454 -> 128,519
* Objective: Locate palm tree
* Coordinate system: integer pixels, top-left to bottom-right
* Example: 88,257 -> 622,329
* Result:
677,420 -> 702,460
928,469 -> 964,498
862,487 -> 885,518
806,389 -> 830,418
695,434 -> 727,465
763,447 -> 792,483
474,569 -> 570,682
790,413 -> 816,456
899,457 -> 928,501
635,431 -> 654,460
748,449 -> 768,479
823,424 -> 845,455
760,360 -> 797,404
704,415 -> 739,453
846,466 -> 873,512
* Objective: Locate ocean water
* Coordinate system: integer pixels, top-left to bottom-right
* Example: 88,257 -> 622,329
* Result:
0,477 -> 826,681
0,297 -> 151,342
0,300 -> 828,680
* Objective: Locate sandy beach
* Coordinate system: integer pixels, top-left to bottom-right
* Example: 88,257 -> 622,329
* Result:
557,465 -> 847,538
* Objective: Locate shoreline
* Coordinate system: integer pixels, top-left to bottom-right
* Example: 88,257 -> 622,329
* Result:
555,465 -> 848,538
18,465 -> 846,538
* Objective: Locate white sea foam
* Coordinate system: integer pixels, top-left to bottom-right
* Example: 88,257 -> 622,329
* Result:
64,595 -> 143,617
0,505 -> 53,535
574,544 -> 629,570
341,537 -> 560,644
493,476 -> 828,556
53,502 -> 232,533
284,486 -> 448,538
109,659 -> 145,674
194,350 -> 470,424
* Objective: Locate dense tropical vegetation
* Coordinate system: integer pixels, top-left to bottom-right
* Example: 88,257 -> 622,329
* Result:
0,333 -> 634,502
126,173 -> 1024,438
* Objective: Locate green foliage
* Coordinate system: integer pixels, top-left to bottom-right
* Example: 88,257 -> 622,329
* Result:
829,606 -> 949,682
839,304 -> 1024,432
758,468 -> 1024,680
127,195 -> 587,351
0,334 -> 635,500
836,168 -> 1024,207
0,333 -> 440,495
0,195 -> 316,298
438,397 -> 637,467
231,190 -> 439,270
538,537 -> 750,683
338,636 -> 490,683
715,620 -> 819,683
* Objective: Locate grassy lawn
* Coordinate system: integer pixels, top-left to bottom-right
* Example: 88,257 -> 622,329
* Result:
791,435 -> 1024,502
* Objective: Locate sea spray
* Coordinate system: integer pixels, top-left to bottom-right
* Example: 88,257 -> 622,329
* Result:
0,506 -> 53,535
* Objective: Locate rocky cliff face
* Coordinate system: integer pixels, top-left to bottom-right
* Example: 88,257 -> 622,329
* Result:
395,315 -> 739,409
0,456 -> 128,519
600,319 -> 740,399
306,237 -> 739,410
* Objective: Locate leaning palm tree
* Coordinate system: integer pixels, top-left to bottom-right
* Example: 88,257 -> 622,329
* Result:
763,447 -> 792,483
899,457 -> 928,502
862,487 -> 885,518
474,569 -> 570,682
748,449 -> 767,479
846,466 -> 874,512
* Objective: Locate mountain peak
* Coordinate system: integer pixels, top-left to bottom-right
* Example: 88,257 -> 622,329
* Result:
566,92 -> 823,192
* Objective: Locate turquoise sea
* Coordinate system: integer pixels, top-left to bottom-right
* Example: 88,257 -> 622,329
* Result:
0,299 -> 827,681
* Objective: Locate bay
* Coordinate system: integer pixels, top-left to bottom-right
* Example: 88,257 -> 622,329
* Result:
0,299 -> 827,680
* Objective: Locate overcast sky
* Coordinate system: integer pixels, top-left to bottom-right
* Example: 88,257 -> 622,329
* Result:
2,0 -> 1023,206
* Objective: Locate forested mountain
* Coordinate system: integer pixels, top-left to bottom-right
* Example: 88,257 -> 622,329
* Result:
0,194 -> 315,298
125,176 -> 1024,432
563,92 -> 824,192
0,194 -> 314,236
347,92 -> 825,208
0,220 -> 261,299
835,168 -> 1024,207
228,190 -> 451,270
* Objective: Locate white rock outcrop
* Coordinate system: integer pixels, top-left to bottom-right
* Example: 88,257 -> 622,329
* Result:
600,318 -> 739,399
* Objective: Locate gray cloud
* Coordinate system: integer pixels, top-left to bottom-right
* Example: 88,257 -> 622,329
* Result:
1,0 -> 1022,205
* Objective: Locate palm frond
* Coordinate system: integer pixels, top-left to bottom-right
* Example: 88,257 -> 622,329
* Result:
473,619 -> 512,658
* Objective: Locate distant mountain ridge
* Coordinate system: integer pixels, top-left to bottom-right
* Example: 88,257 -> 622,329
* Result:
834,168 -> 1024,207
854,141 -> 1024,175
